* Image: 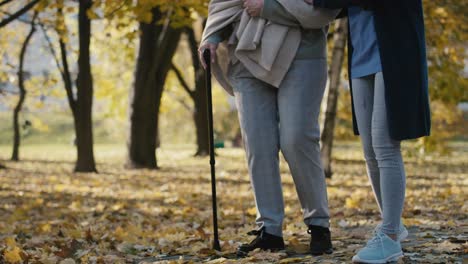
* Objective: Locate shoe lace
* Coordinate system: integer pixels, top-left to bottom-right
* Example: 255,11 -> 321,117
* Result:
247,228 -> 265,238
366,232 -> 385,249
373,223 -> 382,235
245,228 -> 265,247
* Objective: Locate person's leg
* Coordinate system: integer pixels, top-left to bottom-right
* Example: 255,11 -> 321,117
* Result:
230,64 -> 284,237
277,59 -> 329,228
351,76 -> 383,213
372,72 -> 406,236
351,73 -> 405,263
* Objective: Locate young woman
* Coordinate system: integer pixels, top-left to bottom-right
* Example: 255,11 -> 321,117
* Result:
308,0 -> 431,263
199,0 -> 339,256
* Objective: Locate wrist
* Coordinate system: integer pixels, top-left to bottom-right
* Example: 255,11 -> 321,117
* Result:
205,35 -> 222,45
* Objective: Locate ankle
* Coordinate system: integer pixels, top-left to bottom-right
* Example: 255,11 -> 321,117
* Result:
385,233 -> 398,241
308,225 -> 330,232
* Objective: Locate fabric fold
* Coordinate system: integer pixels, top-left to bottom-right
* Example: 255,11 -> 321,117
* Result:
201,0 -> 340,95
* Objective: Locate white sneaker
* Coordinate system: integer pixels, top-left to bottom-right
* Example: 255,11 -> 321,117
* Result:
352,231 -> 403,263
374,223 -> 409,242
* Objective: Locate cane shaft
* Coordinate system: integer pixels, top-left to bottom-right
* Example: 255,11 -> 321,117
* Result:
203,49 -> 221,251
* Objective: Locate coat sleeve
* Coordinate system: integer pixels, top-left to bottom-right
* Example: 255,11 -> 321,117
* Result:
204,25 -> 234,44
336,8 -> 348,18
313,0 -> 351,9
314,0 -> 377,10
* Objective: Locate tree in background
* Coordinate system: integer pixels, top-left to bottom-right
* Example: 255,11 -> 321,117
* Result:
125,0 -> 206,168
320,18 -> 348,178
127,8 -> 182,169
73,0 -> 97,172
0,0 -> 29,169
419,1 -> 468,153
40,0 -> 97,172
32,0 -> 97,172
11,12 -> 37,161
0,0 -> 466,172
171,26 -> 210,156
1,0 -> 98,171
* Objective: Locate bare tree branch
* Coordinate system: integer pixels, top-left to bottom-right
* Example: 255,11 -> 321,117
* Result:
165,90 -> 193,112
0,0 -> 14,8
171,62 -> 195,100
59,34 -> 76,114
0,10 -> 38,24
0,0 -> 41,28
38,7 -> 76,114
40,23 -> 64,75
105,0 -> 130,18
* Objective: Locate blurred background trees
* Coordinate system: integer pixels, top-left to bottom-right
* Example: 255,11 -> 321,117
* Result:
0,0 -> 466,175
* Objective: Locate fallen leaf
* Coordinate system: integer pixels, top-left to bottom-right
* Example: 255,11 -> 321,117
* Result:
59,258 -> 76,264
4,246 -> 23,263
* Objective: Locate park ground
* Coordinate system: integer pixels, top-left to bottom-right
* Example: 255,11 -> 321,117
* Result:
0,143 -> 466,263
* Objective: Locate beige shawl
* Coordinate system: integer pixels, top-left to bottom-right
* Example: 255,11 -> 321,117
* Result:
201,0 -> 340,95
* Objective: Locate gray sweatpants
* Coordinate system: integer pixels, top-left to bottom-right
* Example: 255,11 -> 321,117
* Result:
352,72 -> 406,235
228,59 -> 330,237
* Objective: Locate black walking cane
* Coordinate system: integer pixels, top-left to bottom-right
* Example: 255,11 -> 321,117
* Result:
203,49 -> 221,251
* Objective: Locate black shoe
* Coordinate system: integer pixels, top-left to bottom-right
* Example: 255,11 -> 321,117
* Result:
308,225 -> 333,255
237,227 -> 285,256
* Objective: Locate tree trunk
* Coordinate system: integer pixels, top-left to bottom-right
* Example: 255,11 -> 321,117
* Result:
74,0 -> 96,172
11,13 -> 36,161
321,19 -> 348,178
186,28 -> 210,156
171,27 -> 210,156
127,8 -> 182,169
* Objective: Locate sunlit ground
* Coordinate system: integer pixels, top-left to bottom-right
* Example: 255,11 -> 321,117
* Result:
0,142 -> 466,263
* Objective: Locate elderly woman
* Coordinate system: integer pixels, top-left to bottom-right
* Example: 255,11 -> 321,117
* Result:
307,0 -> 431,263
199,0 -> 339,256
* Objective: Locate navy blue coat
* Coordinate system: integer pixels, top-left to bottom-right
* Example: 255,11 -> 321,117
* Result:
315,0 -> 431,140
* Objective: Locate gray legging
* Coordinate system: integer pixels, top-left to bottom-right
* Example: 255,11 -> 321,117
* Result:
352,72 -> 406,235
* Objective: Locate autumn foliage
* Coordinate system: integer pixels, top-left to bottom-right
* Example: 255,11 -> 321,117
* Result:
0,145 -> 467,263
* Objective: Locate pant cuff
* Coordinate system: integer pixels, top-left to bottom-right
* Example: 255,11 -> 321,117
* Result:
260,224 -> 283,237
380,227 -> 399,235
305,218 -> 330,228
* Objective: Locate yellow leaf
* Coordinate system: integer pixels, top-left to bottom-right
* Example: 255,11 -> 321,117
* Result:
446,220 -> 456,228
280,257 -> 306,263
9,208 -> 27,222
68,228 -> 83,239
86,9 -> 99,20
114,226 -> 128,240
33,198 -> 44,206
5,237 -> 16,248
4,246 -> 23,263
246,207 -> 257,216
345,197 -> 360,209
205,257 -> 228,263
39,223 -> 52,233
402,218 -> 422,226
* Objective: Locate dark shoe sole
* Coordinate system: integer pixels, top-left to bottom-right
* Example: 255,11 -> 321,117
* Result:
237,247 -> 285,257
310,248 -> 333,256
